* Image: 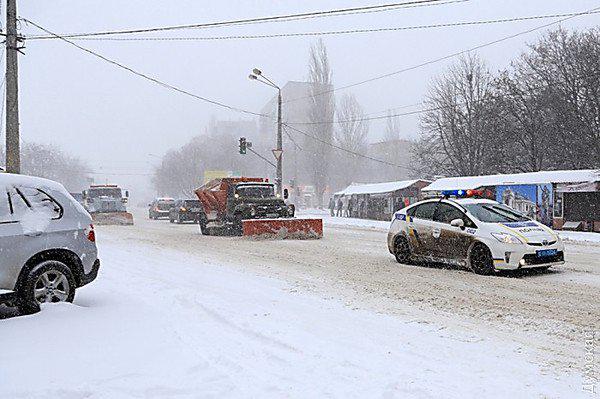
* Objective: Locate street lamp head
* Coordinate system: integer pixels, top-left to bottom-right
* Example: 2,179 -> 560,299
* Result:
252,68 -> 262,76
248,74 -> 258,80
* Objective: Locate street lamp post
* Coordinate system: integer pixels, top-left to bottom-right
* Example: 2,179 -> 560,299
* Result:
249,68 -> 283,197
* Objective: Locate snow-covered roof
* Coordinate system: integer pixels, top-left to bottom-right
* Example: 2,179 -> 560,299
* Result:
336,180 -> 423,196
423,169 -> 600,192
0,172 -> 67,193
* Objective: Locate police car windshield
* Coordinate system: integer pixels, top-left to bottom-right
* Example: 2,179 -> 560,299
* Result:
464,203 -> 529,223
236,185 -> 275,198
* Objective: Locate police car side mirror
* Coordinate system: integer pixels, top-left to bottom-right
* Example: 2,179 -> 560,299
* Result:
450,218 -> 465,229
283,188 -> 289,200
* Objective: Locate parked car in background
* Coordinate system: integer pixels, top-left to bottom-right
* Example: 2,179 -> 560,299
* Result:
0,173 -> 100,313
148,197 -> 175,219
169,199 -> 203,223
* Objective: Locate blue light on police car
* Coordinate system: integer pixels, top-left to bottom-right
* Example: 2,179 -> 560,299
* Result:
442,189 -> 465,197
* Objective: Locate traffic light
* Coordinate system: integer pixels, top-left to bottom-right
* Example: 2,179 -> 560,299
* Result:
239,137 -> 247,154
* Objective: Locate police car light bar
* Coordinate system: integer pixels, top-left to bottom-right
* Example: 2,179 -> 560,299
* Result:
441,189 -> 484,198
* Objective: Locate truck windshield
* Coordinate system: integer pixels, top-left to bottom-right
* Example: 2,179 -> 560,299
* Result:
88,188 -> 122,199
236,185 -> 275,199
464,203 -> 530,223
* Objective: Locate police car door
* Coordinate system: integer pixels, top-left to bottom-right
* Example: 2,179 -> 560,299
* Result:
407,201 -> 437,256
432,202 -> 476,261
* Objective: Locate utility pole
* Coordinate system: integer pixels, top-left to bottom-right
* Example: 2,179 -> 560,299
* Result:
5,0 -> 20,173
275,89 -> 283,197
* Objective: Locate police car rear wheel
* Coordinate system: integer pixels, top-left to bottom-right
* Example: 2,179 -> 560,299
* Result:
394,236 -> 412,265
470,243 -> 495,275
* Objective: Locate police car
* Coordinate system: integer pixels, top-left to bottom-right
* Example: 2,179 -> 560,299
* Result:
387,190 -> 565,275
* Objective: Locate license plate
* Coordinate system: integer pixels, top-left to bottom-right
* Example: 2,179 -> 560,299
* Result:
191,208 -> 201,212
536,249 -> 557,258
266,213 -> 278,218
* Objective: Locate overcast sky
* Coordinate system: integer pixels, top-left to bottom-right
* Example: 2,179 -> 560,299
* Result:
6,0 -> 600,196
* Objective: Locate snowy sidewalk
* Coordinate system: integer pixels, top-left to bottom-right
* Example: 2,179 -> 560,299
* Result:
0,233 -> 584,398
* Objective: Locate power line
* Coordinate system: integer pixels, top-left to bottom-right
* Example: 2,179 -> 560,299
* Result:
26,0 -> 459,40
282,125 -> 303,150
283,122 -> 412,169
282,64 -> 600,166
283,6 -> 600,104
85,171 -> 154,176
50,10 -> 600,42
23,18 -> 269,118
285,68 -> 600,126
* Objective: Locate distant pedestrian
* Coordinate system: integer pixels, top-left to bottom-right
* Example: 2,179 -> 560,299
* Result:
336,197 -> 343,217
343,197 -> 350,217
348,197 -> 354,218
328,197 -> 335,216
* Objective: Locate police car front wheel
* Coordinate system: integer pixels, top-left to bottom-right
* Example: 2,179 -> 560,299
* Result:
469,243 -> 495,275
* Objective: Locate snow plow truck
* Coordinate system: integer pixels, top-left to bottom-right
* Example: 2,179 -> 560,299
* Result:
82,184 -> 134,225
194,177 -> 322,239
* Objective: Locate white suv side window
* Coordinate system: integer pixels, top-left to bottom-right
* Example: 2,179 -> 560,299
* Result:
0,190 -> 12,223
7,188 -> 30,220
8,186 -> 63,221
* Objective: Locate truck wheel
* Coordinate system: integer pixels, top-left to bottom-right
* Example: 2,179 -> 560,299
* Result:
18,260 -> 76,314
199,218 -> 209,235
232,214 -> 243,236
169,217 -> 174,223
469,243 -> 495,275
393,235 -> 412,264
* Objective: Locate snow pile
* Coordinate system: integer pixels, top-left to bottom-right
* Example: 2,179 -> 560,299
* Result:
300,209 -> 391,231
559,231 -> 600,244
0,234 -> 582,398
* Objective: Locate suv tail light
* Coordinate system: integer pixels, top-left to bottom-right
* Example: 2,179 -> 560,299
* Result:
86,224 -> 96,242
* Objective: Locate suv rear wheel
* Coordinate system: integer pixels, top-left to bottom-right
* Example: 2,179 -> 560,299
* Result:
18,260 -> 76,314
469,243 -> 495,275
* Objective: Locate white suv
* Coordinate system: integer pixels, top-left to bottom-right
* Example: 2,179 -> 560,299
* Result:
0,173 -> 100,313
388,196 -> 565,275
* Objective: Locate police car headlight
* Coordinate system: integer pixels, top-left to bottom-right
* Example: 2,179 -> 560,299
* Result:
491,232 -> 523,244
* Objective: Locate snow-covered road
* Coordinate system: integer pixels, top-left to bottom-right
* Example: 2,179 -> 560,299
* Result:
1,209 -> 598,398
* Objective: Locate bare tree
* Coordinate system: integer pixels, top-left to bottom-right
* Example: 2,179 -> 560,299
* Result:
491,71 -> 556,173
333,93 -> 369,186
522,28 -> 600,169
152,124 -> 266,197
415,54 -> 496,177
384,110 -> 401,142
1,142 -> 90,191
306,39 -> 335,207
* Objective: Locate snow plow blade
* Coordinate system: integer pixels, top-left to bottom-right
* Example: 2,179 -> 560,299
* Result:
91,212 -> 134,226
242,218 -> 323,239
